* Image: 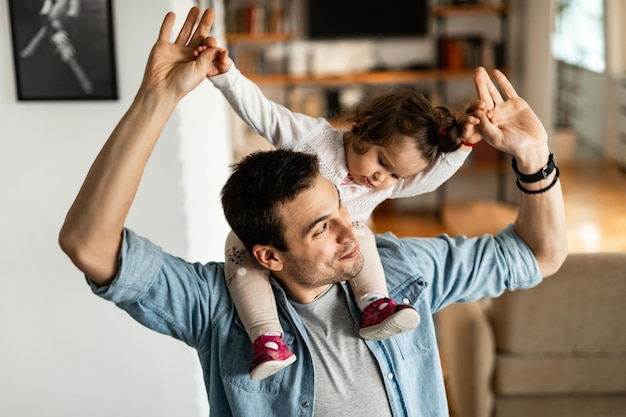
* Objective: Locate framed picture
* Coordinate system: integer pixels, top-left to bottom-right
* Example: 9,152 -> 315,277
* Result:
7,0 -> 118,101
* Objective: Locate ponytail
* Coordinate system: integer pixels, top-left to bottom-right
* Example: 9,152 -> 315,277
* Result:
434,106 -> 464,155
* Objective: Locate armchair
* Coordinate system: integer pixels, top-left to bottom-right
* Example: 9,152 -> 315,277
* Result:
437,252 -> 626,417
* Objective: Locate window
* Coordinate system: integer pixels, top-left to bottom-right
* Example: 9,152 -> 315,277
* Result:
552,0 -> 605,73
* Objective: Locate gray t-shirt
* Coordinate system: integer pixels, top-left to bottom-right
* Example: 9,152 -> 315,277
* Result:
292,284 -> 393,417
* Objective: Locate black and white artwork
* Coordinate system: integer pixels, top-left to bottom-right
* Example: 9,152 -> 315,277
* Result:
8,0 -> 118,100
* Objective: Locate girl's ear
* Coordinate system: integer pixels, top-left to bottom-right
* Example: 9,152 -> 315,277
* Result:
252,245 -> 284,272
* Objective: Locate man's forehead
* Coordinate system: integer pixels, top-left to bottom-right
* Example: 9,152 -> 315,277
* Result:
279,175 -> 339,234
283,174 -> 337,209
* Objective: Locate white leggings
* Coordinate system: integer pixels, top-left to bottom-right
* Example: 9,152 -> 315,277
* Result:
224,222 -> 388,341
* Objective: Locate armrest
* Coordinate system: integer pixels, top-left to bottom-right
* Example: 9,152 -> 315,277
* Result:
436,300 -> 496,417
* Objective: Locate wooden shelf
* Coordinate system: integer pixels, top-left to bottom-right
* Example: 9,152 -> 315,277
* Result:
246,68 -> 497,87
432,4 -> 511,16
225,33 -> 293,43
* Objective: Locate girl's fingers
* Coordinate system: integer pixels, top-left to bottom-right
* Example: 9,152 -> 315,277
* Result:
472,108 -> 500,140
465,99 -> 487,114
203,36 -> 219,48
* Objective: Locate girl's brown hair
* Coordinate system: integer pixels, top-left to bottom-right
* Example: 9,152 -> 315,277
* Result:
344,88 -> 464,162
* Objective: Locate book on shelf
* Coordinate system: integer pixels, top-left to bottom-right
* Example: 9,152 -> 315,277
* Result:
225,2 -> 287,35
438,36 -> 502,70
231,49 -> 285,76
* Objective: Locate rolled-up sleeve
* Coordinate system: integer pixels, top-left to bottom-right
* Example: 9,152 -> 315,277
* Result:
493,225 -> 543,290
87,229 -> 164,303
378,224 -> 543,314
86,229 -> 217,351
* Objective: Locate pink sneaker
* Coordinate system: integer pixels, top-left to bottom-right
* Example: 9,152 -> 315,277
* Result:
249,334 -> 297,380
359,297 -> 420,340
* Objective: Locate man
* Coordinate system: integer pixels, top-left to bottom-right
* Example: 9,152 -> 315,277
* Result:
59,7 -> 567,417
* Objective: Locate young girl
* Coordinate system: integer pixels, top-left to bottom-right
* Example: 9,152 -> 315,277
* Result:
197,44 -> 480,380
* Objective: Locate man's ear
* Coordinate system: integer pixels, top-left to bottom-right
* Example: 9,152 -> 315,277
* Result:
252,244 -> 284,272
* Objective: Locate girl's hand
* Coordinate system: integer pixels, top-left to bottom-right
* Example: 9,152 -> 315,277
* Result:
459,99 -> 488,147
193,37 -> 232,77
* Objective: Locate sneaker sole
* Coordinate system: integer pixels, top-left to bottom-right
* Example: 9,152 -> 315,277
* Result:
359,309 -> 421,340
249,354 -> 297,381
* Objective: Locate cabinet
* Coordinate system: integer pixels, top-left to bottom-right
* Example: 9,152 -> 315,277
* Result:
434,2 -> 511,69
224,1 -> 511,92
433,1 -> 512,203
223,0 -> 292,77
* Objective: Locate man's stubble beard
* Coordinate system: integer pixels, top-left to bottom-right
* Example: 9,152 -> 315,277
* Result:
281,252 -> 365,289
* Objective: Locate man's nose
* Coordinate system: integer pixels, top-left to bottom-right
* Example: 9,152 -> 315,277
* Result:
337,217 -> 356,242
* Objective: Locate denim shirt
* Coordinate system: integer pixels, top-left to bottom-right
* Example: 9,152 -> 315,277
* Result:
89,225 -> 541,417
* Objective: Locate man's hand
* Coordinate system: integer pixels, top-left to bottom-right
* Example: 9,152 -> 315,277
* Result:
138,8 -> 222,103
471,67 -> 549,170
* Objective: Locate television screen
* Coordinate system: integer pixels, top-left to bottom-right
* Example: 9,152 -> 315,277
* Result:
306,0 -> 429,39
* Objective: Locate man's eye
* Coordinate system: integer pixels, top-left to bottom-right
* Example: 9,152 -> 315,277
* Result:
313,223 -> 327,236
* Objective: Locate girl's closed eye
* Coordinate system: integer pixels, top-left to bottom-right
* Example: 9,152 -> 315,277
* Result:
378,156 -> 400,179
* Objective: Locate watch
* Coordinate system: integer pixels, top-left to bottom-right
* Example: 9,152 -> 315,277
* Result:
512,153 -> 557,183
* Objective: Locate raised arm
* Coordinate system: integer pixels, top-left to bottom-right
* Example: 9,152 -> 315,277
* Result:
195,37 -> 322,148
472,67 -> 567,276
58,8 -> 219,285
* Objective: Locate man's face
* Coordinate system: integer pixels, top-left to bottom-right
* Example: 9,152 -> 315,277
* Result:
273,174 -> 364,302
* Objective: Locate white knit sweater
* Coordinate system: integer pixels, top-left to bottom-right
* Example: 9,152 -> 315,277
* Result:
209,65 -> 470,222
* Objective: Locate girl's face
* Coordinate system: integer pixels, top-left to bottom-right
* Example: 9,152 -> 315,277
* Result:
345,136 -> 430,190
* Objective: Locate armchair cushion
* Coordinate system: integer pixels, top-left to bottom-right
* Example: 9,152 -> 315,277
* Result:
495,354 -> 626,394
489,253 -> 626,355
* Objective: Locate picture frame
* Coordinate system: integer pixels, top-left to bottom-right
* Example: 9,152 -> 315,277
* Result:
7,0 -> 118,101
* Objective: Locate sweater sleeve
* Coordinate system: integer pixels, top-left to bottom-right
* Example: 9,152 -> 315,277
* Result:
391,149 -> 471,198
208,64 -> 324,149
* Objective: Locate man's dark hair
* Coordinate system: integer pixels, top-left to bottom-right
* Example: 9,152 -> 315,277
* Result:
221,149 -> 320,252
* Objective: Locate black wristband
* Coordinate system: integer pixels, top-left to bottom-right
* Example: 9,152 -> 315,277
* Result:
516,167 -> 560,194
512,153 -> 557,183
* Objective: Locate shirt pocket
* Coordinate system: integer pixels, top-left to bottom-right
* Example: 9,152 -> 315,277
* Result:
387,276 -> 436,358
219,315 -> 296,394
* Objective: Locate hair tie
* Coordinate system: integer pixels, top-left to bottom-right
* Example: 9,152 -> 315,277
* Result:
439,127 -> 447,137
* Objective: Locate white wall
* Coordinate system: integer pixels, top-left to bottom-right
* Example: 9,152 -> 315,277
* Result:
518,0 -> 554,138
0,0 -> 231,416
605,0 -> 626,160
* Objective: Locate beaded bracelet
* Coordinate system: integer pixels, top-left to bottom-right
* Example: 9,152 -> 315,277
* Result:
516,167 -> 560,194
461,140 -> 478,147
